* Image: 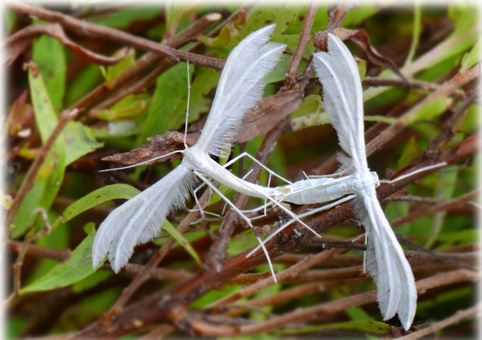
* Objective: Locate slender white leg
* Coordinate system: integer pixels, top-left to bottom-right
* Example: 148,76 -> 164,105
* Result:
247,195 -> 356,258
196,172 -> 278,282
195,171 -> 254,227
223,152 -> 292,185
255,236 -> 277,283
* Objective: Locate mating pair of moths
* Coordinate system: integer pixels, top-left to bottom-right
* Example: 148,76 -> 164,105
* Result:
92,25 -> 417,329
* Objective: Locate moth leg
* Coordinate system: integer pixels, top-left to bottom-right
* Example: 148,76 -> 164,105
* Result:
247,195 -> 355,258
223,151 -> 292,185
255,236 -> 277,283
194,171 -> 253,227
195,172 -> 280,283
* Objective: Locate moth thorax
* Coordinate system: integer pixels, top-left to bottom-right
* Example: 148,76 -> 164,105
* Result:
351,173 -> 376,195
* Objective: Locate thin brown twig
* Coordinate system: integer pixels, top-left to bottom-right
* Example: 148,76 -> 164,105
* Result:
91,7 -> 248,111
104,189 -> 211,316
70,135 -> 478,338
397,302 -> 481,340
362,76 -> 467,100
391,189 -> 481,228
365,64 -> 479,157
285,1 -> 318,87
72,11 -> 223,116
6,108 -> 79,228
189,269 -> 478,336
8,2 -> 225,70
137,324 -> 175,340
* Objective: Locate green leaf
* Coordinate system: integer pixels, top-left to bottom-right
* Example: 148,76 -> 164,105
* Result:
65,64 -> 102,107
20,225 -> 101,294
99,48 -> 136,88
460,39 -> 480,74
32,34 -> 66,111
436,229 -> 479,251
245,4 -> 305,35
71,270 -> 112,293
165,3 -> 197,32
140,62 -> 193,143
402,96 -> 453,126
12,65 -> 66,237
363,115 -> 397,124
355,57 -> 367,80
55,184 -> 140,227
90,6 -> 163,29
162,219 -> 201,266
341,5 -> 380,27
278,320 -> 392,335
93,94 -> 149,121
64,121 -> 104,165
426,167 -> 458,247
397,136 -> 422,169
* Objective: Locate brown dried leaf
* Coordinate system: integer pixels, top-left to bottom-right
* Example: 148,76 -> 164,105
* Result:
237,90 -> 303,143
313,27 -> 407,83
4,23 -> 127,66
103,91 -> 303,166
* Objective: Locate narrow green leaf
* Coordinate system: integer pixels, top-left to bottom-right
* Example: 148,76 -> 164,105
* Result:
427,167 -> 458,247
71,270 -> 112,293
100,48 -> 136,88
363,115 -> 398,124
460,40 -> 480,74
245,4 -> 304,35
165,3 -> 197,32
55,184 -> 140,227
32,34 -> 66,111
65,64 -> 102,107
12,65 -> 66,238
64,121 -> 104,165
162,219 -> 201,266
140,62 -> 195,143
94,94 -> 149,121
402,96 -> 452,126
20,225 -> 100,294
403,1 -> 422,67
90,6 -> 163,29
279,320 -> 392,335
397,136 -> 422,169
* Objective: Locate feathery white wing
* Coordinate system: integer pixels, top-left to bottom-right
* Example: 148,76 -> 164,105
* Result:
312,34 -> 367,171
358,189 -> 417,330
92,164 -> 196,272
196,24 -> 286,156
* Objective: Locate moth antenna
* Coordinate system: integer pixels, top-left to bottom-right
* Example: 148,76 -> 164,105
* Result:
379,162 -> 448,184
99,149 -> 184,172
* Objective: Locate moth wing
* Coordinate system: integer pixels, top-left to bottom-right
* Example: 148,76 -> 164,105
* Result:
358,189 -> 417,330
312,34 -> 367,171
92,164 -> 196,272
195,24 -> 286,156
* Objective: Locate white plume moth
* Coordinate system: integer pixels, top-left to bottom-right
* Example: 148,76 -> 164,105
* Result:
300,34 -> 417,330
92,24 -> 321,280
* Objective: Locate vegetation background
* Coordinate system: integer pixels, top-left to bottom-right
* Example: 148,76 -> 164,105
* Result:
4,1 -> 479,339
